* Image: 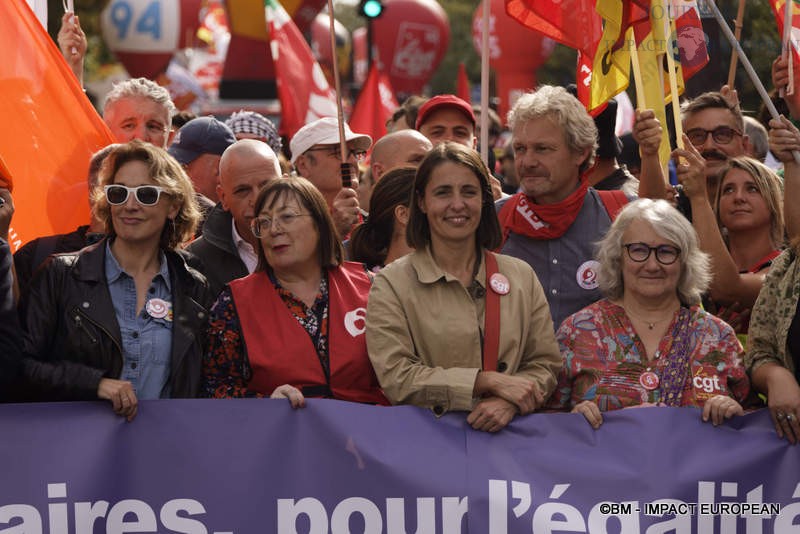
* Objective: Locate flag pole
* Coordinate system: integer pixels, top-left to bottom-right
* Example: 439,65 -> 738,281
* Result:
781,0 -> 794,97
726,0 -> 745,88
629,28 -> 646,109
710,0 -> 800,164
326,0 -> 352,187
664,4 -> 684,150
479,0 -> 490,166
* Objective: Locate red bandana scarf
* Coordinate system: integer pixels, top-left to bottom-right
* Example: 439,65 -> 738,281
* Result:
500,180 -> 589,241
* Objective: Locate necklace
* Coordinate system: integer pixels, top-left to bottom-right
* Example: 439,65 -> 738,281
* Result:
628,310 -> 676,330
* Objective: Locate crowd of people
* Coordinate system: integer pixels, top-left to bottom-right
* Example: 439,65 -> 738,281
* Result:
4,14 -> 800,446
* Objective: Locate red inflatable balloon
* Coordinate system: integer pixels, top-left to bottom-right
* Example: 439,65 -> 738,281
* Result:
310,13 -> 352,84
472,0 -> 554,120
372,0 -> 449,96
101,0 -> 203,79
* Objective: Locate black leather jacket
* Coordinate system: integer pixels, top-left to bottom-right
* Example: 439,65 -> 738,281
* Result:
21,239 -> 213,400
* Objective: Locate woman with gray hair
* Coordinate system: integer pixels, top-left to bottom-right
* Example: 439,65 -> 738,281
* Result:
546,199 -> 750,428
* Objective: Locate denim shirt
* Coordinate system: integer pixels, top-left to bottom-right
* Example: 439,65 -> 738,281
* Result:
105,242 -> 173,399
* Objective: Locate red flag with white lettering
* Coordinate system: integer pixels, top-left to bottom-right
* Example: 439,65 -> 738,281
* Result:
265,0 -> 337,139
0,0 -> 114,252
350,63 -> 399,143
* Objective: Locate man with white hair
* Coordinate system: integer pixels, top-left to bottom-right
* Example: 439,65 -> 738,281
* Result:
497,85 -> 630,328
103,78 -> 176,149
290,117 -> 371,237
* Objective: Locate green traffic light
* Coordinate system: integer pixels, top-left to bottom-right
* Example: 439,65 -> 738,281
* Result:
362,0 -> 383,18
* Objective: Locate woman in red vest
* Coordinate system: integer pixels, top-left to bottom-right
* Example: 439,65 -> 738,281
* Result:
202,176 -> 388,406
366,143 -> 562,432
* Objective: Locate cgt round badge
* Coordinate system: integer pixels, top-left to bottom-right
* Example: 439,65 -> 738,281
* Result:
489,273 -> 510,295
576,260 -> 600,290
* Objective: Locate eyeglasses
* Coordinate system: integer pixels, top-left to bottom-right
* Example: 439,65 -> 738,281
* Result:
305,146 -> 367,162
104,184 -> 167,206
685,126 -> 742,146
624,243 -> 681,265
251,212 -> 311,237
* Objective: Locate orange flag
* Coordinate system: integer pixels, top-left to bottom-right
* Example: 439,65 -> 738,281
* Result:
0,0 -> 114,252
349,63 -> 399,143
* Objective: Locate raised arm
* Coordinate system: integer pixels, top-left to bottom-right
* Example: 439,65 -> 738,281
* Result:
769,115 -> 800,240
633,109 -> 668,200
672,138 -> 766,307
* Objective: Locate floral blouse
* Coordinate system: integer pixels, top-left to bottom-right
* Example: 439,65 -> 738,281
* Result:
202,274 -> 329,398
546,299 -> 750,411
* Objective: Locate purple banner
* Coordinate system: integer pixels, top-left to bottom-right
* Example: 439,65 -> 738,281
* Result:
0,400 -> 798,533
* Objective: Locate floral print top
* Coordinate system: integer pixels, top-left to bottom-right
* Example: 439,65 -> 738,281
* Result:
202,273 -> 329,398
746,248 -> 800,378
546,299 -> 750,411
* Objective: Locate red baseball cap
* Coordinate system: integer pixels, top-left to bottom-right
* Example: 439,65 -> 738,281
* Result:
415,95 -> 476,130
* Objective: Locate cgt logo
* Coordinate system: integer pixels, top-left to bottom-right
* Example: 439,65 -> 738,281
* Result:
344,308 -> 367,337
693,375 -> 722,394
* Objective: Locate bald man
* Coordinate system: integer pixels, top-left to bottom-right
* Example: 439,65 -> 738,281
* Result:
359,130 -> 433,213
370,129 -> 433,181
186,139 -> 282,296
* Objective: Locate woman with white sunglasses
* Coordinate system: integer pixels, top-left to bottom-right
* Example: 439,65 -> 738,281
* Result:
20,141 -> 213,420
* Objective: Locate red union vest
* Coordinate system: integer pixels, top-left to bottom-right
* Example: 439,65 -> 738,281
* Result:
229,262 -> 389,405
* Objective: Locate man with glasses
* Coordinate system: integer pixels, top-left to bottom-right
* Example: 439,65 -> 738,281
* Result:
678,91 -> 750,196
186,140 -> 282,297
290,117 -> 371,238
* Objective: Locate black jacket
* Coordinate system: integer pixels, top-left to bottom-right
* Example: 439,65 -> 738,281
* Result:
0,238 -> 22,399
20,239 -> 213,401
185,204 -> 249,299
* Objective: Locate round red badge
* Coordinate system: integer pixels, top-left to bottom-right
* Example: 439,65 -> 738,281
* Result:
639,371 -> 660,391
489,273 -> 510,295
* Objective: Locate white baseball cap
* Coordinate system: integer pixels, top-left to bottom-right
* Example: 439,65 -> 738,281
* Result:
289,117 -> 371,165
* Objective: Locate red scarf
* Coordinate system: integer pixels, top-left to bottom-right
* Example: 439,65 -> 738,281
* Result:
499,180 -> 589,242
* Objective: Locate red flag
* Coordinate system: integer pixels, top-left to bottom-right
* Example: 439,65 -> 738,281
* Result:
505,0 -> 602,107
670,0 -> 708,80
265,0 -> 338,139
457,62 -> 471,103
0,0 -> 114,252
349,63 -> 399,143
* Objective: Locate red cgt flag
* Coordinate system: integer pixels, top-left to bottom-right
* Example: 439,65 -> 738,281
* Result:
0,0 -> 114,252
264,0 -> 338,139
349,63 -> 399,143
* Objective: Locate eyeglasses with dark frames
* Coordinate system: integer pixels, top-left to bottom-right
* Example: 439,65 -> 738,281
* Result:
685,126 -> 742,146
305,146 -> 367,162
623,242 -> 681,265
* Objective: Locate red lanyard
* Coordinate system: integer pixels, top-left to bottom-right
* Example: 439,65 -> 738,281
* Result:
483,251 -> 501,372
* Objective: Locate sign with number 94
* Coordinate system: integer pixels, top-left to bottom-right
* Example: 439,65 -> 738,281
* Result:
101,0 -> 179,53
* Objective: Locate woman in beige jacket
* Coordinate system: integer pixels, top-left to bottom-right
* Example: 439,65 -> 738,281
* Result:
366,142 -> 562,432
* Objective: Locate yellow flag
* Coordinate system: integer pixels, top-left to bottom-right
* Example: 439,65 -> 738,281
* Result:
590,0 -> 631,111
635,26 -> 672,168
652,0 -> 685,103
